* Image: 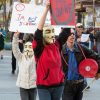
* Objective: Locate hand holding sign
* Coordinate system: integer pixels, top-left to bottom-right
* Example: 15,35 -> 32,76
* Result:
81,34 -> 90,42
45,0 -> 50,9
34,0 -> 43,5
14,31 -> 20,37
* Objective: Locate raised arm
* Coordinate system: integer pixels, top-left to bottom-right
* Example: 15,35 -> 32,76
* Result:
37,0 -> 50,30
33,0 -> 50,58
12,32 -> 22,61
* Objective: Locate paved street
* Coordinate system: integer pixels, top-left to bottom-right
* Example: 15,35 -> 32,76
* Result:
0,50 -> 100,100
0,50 -> 20,100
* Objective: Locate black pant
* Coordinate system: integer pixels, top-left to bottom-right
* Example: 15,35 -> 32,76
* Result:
20,88 -> 37,100
62,80 -> 84,100
12,52 -> 16,72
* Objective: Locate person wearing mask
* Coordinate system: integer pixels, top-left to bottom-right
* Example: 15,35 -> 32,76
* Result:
11,32 -> 24,74
12,31 -> 37,100
32,0 -> 71,100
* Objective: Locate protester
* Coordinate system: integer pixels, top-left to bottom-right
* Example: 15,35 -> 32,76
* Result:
75,23 -> 83,40
75,23 -> 90,48
32,0 -> 71,100
62,31 -> 100,100
12,32 -> 37,100
11,32 -> 24,74
75,23 -> 90,89
88,28 -> 95,49
0,24 -> 6,59
94,30 -> 100,56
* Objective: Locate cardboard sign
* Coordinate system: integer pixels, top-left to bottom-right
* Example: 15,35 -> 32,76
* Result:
9,2 -> 50,33
81,34 -> 89,42
50,0 -> 75,27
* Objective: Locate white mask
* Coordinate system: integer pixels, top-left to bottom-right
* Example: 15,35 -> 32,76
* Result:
24,42 -> 34,58
43,26 -> 55,44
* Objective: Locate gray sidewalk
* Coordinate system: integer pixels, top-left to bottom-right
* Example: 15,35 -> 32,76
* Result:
0,50 -> 100,100
0,50 -> 20,100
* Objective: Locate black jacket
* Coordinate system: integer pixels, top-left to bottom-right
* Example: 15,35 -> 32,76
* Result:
0,35 -> 4,50
62,43 -> 100,78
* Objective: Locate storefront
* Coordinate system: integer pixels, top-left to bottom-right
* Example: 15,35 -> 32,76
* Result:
75,0 -> 100,29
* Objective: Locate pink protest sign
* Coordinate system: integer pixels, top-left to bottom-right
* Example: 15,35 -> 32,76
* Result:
50,0 -> 76,27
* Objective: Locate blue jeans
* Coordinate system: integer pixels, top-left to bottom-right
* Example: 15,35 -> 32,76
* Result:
38,86 -> 64,100
20,88 -> 37,100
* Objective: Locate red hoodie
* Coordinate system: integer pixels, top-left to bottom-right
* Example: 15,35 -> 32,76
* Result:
32,28 -> 70,87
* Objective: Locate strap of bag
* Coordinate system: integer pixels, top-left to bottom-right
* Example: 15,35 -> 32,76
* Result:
61,43 -> 86,67
77,43 -> 86,59
61,51 -> 68,66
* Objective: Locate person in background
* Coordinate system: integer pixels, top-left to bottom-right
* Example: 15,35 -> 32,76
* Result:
75,23 -> 83,41
62,30 -> 100,100
0,24 -> 6,59
75,23 -> 90,89
75,23 -> 90,48
32,0 -> 71,100
11,32 -> 24,74
87,28 -> 95,49
12,31 -> 37,100
83,28 -> 96,50
94,30 -> 100,56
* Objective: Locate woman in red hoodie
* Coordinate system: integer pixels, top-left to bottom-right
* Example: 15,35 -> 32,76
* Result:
32,0 -> 71,100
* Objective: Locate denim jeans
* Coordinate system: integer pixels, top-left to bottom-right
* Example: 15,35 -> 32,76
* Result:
20,88 -> 37,100
38,86 -> 64,100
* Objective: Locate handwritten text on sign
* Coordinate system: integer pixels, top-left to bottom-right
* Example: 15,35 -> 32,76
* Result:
9,2 -> 50,33
9,2 -> 37,33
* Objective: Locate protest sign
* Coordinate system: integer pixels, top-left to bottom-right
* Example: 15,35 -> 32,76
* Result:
50,0 -> 75,27
9,2 -> 50,33
81,34 -> 89,42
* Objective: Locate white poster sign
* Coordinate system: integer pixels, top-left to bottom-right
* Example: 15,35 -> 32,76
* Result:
9,2 -> 50,33
81,34 -> 89,42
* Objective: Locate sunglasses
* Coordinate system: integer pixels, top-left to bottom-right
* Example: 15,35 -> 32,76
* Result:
77,26 -> 83,28
69,33 -> 75,36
